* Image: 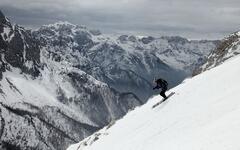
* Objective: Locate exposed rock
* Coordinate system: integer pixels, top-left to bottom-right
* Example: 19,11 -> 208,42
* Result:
193,31 -> 240,76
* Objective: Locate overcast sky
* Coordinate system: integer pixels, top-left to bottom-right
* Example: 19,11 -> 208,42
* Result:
0,0 -> 239,39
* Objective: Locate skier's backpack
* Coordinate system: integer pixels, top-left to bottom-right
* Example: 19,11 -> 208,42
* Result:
161,79 -> 168,87
156,79 -> 168,87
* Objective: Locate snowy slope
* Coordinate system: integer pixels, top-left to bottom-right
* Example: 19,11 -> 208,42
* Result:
68,54 -> 240,150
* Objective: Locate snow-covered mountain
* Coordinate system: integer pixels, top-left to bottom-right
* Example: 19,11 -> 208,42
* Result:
34,21 -> 218,100
0,10 -> 141,150
68,41 -> 240,150
193,31 -> 240,75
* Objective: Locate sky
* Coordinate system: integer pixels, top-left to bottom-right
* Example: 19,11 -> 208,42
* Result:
0,0 -> 239,39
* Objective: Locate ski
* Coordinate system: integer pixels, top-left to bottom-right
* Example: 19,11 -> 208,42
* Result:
152,92 -> 175,108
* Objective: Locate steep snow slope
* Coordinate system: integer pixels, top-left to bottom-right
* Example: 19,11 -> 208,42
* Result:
68,55 -> 240,150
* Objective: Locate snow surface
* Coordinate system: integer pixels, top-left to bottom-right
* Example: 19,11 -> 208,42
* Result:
68,55 -> 240,150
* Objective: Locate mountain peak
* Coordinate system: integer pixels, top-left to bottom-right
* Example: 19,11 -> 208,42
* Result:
237,31 -> 240,36
41,21 -> 75,29
233,30 -> 240,37
41,21 -> 89,31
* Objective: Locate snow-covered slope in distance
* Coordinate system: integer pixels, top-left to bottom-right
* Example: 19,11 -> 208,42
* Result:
68,54 -> 240,150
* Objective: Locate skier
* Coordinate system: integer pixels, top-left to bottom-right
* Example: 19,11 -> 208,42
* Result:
153,78 -> 168,100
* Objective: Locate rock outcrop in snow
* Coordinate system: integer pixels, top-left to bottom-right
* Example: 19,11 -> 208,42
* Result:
193,31 -> 240,75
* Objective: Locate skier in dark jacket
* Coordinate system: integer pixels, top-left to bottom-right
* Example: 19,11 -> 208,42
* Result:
153,78 -> 168,99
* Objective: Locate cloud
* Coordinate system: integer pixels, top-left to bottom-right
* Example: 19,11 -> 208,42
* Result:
0,0 -> 239,39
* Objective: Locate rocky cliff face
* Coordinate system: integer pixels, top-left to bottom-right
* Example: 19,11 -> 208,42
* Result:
193,31 -> 240,75
0,10 -> 40,79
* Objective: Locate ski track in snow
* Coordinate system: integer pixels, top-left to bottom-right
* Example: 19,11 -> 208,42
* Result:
68,55 -> 240,150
